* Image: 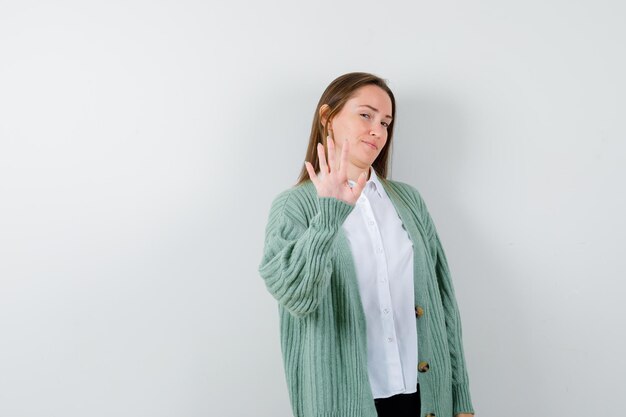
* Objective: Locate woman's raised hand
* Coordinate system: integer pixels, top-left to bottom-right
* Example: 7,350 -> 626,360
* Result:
304,136 -> 367,206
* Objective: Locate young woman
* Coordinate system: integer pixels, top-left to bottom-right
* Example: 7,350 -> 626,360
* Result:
258,72 -> 475,417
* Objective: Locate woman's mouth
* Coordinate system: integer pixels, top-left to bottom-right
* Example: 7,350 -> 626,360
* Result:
362,141 -> 377,150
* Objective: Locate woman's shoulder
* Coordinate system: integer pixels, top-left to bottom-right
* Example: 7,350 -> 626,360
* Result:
270,180 -> 316,206
383,177 -> 418,193
381,177 -> 428,210
267,180 -> 318,225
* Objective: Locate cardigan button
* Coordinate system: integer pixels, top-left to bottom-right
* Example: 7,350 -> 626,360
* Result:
415,306 -> 424,318
418,361 -> 430,373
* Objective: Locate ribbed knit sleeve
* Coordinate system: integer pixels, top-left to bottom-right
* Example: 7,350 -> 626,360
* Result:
431,231 -> 474,415
258,189 -> 355,318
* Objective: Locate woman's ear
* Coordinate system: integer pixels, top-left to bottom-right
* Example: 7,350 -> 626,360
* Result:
319,104 -> 332,129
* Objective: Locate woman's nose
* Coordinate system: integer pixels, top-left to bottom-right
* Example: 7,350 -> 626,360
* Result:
370,123 -> 384,137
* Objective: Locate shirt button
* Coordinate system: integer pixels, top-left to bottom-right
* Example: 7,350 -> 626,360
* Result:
368,220 -> 375,226
377,247 -> 383,253
387,337 -> 393,343
383,308 -> 390,314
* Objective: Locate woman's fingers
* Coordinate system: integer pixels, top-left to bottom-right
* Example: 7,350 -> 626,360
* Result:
307,137 -> 365,205
304,161 -> 320,187
350,170 -> 368,197
326,136 -> 337,172
317,142 -> 329,175
339,138 -> 349,177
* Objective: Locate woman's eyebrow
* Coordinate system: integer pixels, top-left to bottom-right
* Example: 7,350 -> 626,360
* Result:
357,104 -> 392,120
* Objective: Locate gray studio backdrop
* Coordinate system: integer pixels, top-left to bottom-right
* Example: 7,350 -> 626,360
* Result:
1,1 -> 625,416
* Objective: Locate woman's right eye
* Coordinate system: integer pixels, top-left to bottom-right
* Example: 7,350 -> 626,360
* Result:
360,113 -> 370,119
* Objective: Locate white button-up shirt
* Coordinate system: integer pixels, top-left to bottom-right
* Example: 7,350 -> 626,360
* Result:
342,166 -> 418,399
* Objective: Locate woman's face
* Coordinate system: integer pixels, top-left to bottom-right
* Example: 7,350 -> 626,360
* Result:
323,84 -> 393,169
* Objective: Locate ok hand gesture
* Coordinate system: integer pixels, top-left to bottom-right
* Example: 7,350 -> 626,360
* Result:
304,136 -> 367,206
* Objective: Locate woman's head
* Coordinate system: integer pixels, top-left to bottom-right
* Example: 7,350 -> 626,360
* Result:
296,72 -> 396,185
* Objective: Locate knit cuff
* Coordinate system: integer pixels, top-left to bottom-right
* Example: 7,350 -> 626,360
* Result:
452,383 -> 474,415
316,197 -> 355,229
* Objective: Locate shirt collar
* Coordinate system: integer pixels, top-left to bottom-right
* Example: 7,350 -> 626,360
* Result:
347,166 -> 384,199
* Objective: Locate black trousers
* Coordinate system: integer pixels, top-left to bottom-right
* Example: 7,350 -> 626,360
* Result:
374,384 -> 421,417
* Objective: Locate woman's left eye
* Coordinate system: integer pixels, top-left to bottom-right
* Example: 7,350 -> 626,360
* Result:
381,122 -> 389,128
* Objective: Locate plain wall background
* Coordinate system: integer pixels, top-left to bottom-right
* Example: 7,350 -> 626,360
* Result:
1,1 -> 625,416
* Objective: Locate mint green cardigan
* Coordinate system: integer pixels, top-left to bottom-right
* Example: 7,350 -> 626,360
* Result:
258,178 -> 474,417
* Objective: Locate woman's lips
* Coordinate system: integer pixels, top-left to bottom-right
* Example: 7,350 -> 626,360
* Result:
362,141 -> 377,150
